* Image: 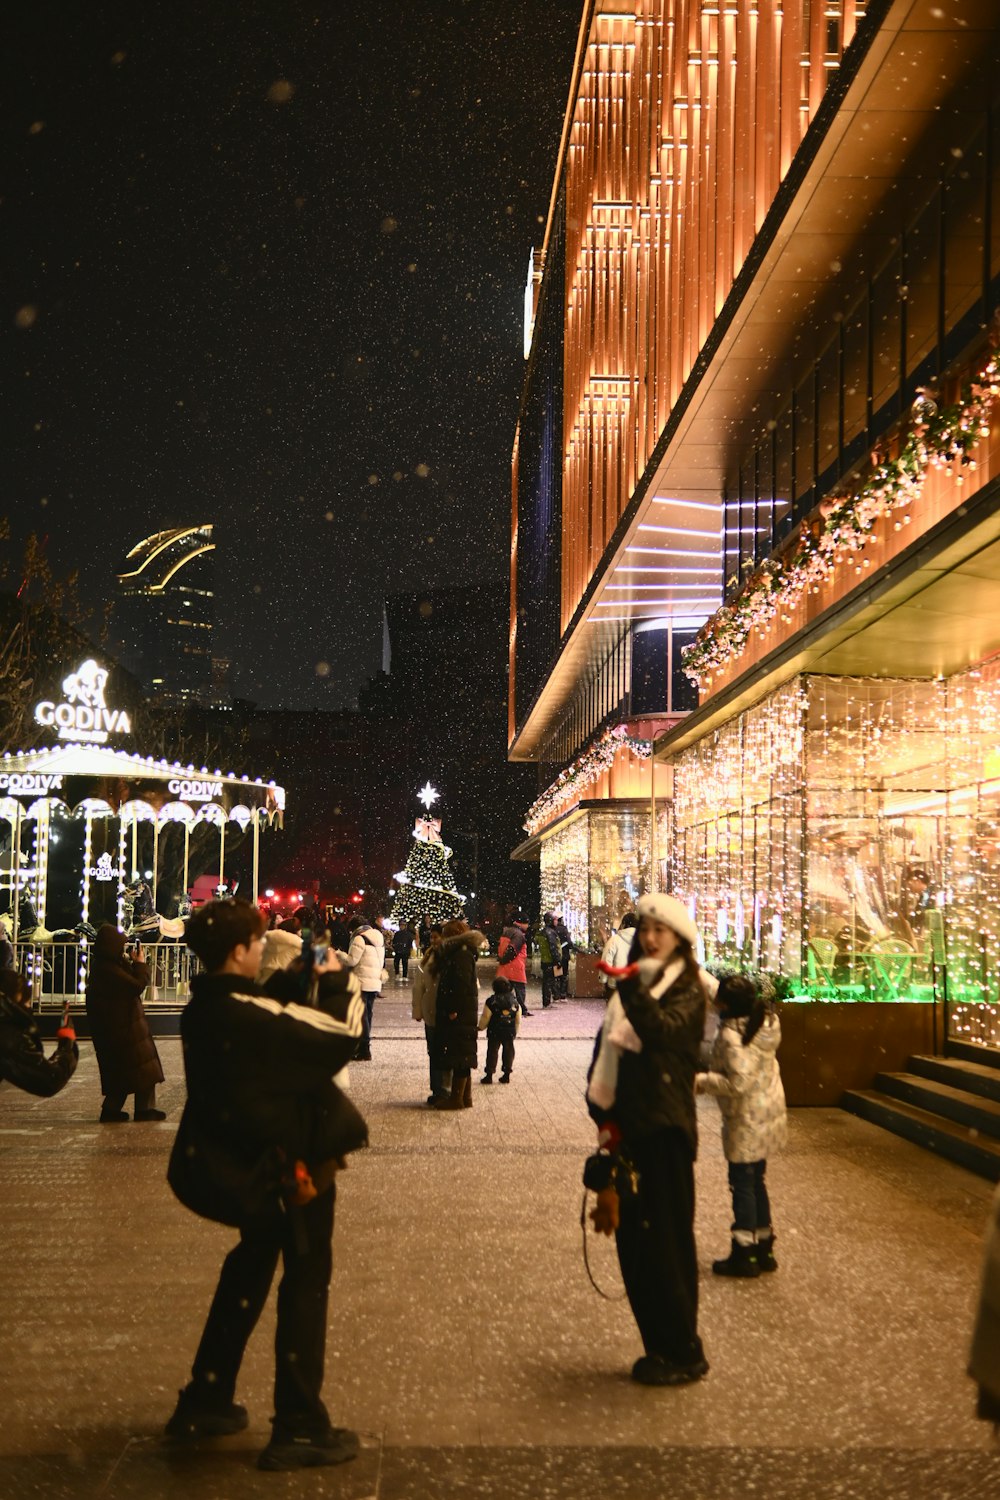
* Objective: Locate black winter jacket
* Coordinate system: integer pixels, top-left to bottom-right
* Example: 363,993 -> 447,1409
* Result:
86,942 -> 163,1097
179,970 -> 367,1168
588,963 -> 706,1155
430,929 -> 486,1071
0,992 -> 78,1097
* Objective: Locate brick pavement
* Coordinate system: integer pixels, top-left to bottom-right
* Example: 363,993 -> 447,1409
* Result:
1,979 -> 999,1498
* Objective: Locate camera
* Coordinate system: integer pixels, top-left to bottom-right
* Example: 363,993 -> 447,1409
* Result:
582,1152 -> 615,1193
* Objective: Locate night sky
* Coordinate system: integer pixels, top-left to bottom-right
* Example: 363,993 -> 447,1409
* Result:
5,0 -> 582,709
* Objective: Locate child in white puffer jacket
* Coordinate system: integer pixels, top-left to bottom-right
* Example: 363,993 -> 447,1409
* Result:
696,974 -> 786,1279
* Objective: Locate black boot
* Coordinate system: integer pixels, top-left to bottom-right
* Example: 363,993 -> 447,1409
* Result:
755,1231 -> 778,1272
434,1074 -> 465,1110
712,1238 -> 760,1278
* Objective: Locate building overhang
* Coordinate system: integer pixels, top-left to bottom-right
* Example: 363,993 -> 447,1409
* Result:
511,796 -> 660,864
653,474 -> 1000,761
511,0 -> 1000,762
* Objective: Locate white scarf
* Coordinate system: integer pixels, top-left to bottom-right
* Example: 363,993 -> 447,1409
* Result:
587,956 -> 684,1110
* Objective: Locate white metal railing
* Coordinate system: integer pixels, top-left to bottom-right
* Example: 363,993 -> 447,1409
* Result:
15,941 -> 196,1010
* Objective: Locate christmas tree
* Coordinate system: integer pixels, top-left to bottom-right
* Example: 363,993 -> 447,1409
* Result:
391,810 -> 466,926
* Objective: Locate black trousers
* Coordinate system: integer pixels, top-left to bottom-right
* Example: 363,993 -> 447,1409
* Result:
615,1128 -> 704,1368
541,964 -> 557,1006
484,1030 -> 514,1078
188,1187 -> 335,1436
393,952 -> 409,977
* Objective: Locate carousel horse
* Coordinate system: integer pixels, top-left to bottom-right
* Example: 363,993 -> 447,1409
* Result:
122,879 -> 186,941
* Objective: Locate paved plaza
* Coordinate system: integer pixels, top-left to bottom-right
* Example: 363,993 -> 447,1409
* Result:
2,981 -> 1000,1499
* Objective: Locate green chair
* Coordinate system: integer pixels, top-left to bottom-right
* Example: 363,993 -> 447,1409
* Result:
862,938 -> 915,1002
806,937 -> 867,1000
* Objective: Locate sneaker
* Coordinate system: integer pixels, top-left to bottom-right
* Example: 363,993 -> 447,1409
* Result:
499,1074 -> 511,1084
134,1109 -> 167,1122
165,1388 -> 249,1441
257,1427 -> 359,1471
631,1354 -> 709,1387
521,1009 -> 534,1017
480,1075 -> 493,1085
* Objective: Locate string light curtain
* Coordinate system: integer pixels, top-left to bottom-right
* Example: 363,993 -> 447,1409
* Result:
670,665 -> 1000,1044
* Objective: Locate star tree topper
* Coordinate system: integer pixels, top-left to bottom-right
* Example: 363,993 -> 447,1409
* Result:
417,781 -> 439,810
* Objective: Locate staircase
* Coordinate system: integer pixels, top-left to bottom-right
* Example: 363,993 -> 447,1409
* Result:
841,1041 -> 1000,1181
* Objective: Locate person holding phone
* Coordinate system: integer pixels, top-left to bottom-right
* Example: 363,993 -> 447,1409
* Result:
85,924 -> 165,1122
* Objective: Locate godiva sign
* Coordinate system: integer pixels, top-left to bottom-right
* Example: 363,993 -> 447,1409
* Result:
34,660 -> 132,745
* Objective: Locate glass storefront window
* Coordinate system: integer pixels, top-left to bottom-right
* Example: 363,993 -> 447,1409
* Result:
905,187 -> 941,381
539,804 -> 672,952
870,252 -> 903,424
943,139 -> 987,352
668,669 -> 1000,1045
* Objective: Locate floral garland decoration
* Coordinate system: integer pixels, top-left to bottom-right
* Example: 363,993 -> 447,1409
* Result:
523,722 -> 651,835
681,351 -> 1000,688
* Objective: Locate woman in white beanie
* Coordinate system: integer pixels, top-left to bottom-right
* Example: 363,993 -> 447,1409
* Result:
587,891 -> 709,1386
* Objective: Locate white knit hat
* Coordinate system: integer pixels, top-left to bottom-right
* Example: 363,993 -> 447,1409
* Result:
636,893 -> 698,949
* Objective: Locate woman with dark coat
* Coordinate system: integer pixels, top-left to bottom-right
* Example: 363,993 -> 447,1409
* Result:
85,925 -> 165,1122
588,892 -> 709,1387
428,919 -> 486,1110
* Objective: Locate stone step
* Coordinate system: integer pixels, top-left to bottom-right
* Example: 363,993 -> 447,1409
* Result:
841,1088 -> 1000,1182
909,1053 -> 1000,1103
875,1071 -> 1000,1139
945,1039 -> 1000,1071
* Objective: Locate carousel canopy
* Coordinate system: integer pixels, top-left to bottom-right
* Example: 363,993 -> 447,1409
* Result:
0,744 -> 284,824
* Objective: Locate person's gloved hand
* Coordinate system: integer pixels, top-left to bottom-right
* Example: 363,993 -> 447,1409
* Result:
589,1186 -> 620,1236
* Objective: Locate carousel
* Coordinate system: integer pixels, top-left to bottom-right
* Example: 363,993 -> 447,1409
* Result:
0,667 -> 284,1005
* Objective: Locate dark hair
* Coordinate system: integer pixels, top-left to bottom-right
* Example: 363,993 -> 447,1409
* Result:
716,973 -> 767,1046
186,899 -> 266,971
626,926 -> 705,1001
0,969 -> 30,1007
492,975 -> 512,995
348,915 -> 367,931
619,912 -> 637,930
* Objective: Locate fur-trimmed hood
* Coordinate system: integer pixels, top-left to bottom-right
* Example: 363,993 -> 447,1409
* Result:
425,928 -> 486,976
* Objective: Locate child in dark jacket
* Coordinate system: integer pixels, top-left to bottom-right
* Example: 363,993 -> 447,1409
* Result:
479,976 -> 521,1084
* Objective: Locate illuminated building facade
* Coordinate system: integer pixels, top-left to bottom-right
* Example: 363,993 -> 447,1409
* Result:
112,525 -> 217,705
511,0 -> 1000,1057
510,0 -> 875,946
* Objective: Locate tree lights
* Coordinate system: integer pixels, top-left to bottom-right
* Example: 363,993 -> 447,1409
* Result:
390,807 -> 466,927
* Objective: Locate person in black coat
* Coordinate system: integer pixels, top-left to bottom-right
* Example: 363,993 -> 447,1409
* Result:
391,922 -> 416,980
428,919 -> 486,1110
0,970 -> 78,1096
165,899 -> 366,1473
587,892 -> 708,1388
85,924 -> 165,1122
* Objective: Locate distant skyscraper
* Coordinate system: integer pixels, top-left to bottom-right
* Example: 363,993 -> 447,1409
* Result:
112,525 -> 217,704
